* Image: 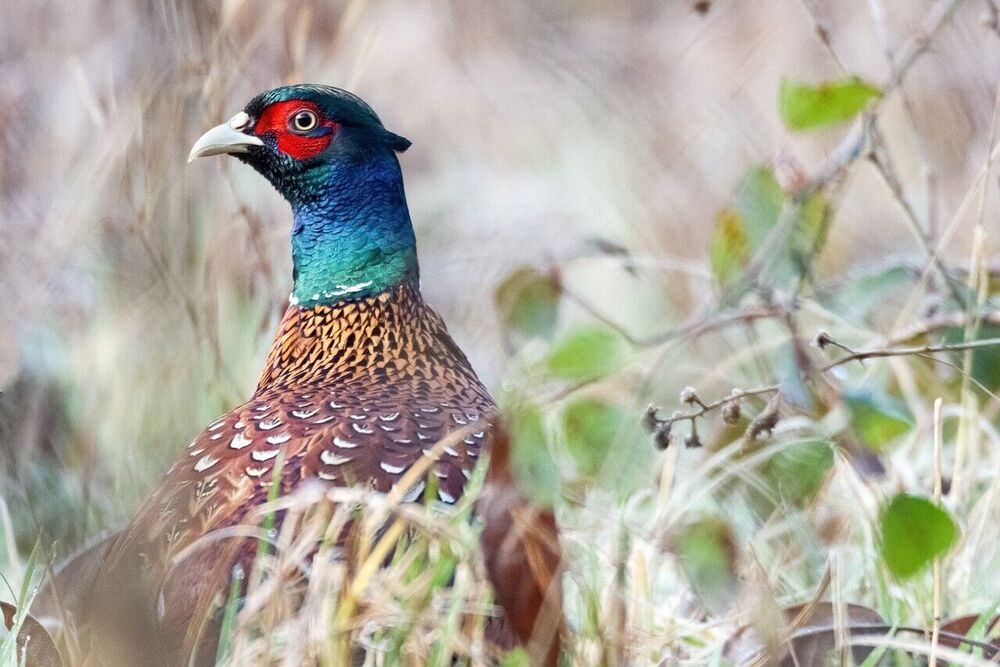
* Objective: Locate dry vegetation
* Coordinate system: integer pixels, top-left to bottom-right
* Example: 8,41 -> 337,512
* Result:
4,0 -> 1000,664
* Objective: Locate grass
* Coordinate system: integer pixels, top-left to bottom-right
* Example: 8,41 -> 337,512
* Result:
4,0 -> 1000,664
0,542 -> 42,667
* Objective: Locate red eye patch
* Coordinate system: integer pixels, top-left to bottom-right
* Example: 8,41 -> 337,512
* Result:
253,100 -> 339,160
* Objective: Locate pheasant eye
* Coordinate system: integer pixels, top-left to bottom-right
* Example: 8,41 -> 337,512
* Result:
290,109 -> 318,132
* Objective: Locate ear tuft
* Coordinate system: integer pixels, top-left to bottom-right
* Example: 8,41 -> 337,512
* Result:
383,130 -> 412,153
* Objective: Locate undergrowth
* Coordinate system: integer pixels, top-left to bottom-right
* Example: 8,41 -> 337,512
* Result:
4,0 -> 1000,665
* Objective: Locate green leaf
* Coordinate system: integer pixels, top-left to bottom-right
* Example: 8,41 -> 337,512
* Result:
775,344 -> 814,412
943,323 -> 1000,392
508,405 -> 561,508
762,440 -> 834,506
675,518 -> 739,610
713,167 -> 828,291
561,398 -> 622,477
546,327 -> 628,381
843,388 -> 913,451
716,167 -> 785,295
709,167 -> 785,291
780,77 -> 881,131
495,266 -> 562,340
499,647 -> 531,667
833,265 -> 914,324
709,209 -> 750,290
733,167 -> 784,249
880,494 -> 958,578
788,190 -> 831,277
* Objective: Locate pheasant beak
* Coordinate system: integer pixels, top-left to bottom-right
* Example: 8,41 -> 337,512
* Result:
188,111 -> 264,163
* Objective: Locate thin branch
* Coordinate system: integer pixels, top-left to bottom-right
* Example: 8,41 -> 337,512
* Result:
913,351 -> 1000,404
868,125 -> 968,308
645,333 -> 1000,444
712,0 -> 966,312
868,0 -> 943,241
819,336 -> 1000,373
805,0 -> 968,195
797,0 -> 849,73
883,0 -> 967,95
560,284 -> 785,348
887,311 -> 1000,344
643,382 -> 781,440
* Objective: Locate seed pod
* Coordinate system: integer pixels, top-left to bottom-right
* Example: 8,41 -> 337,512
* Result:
653,423 -> 673,450
641,405 -> 661,433
679,386 -> 699,405
722,400 -> 741,425
747,394 -> 781,440
813,330 -> 832,350
684,430 -> 702,449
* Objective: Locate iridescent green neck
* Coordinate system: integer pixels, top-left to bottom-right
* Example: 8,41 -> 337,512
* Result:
289,153 -> 418,307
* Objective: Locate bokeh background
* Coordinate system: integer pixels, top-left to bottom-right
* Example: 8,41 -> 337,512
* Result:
3,1 -> 1000,661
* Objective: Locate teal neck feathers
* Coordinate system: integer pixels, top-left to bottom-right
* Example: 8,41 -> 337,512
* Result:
288,151 -> 418,307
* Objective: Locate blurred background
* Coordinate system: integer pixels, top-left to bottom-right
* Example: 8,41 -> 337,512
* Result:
3,1 -> 1000,658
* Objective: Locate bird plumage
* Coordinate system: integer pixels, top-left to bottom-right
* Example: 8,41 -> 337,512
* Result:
127,281 -> 492,557
32,84 -> 561,666
66,282 -> 495,664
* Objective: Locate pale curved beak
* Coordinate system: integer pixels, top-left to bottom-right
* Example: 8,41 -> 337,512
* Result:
187,111 -> 264,163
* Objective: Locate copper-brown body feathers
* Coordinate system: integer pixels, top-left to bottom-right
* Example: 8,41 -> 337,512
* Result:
31,84 -> 563,666
129,280 -> 494,568
36,283 -> 544,665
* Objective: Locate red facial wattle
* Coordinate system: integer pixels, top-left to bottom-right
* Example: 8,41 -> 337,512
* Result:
253,100 -> 339,160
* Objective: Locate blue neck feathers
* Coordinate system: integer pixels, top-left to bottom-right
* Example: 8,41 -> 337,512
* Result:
288,150 -> 418,307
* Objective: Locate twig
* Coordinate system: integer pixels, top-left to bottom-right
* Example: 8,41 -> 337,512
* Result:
887,311 -> 1000,346
559,284 -> 785,348
571,1 -> 965,352
883,0 -> 967,95
797,0 -> 848,73
645,385 -> 781,449
645,333 -> 1000,445
930,398 -> 944,667
867,0 -> 943,241
868,125 -> 968,308
805,0 -> 968,195
818,336 -> 1000,373
752,1 -> 965,301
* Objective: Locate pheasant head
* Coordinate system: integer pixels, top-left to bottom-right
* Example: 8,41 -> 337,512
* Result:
190,85 -> 417,306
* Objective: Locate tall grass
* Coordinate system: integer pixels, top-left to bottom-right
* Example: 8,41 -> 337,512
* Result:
3,0 -> 1000,664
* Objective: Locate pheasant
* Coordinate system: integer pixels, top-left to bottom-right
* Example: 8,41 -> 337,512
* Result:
31,85 -> 561,666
